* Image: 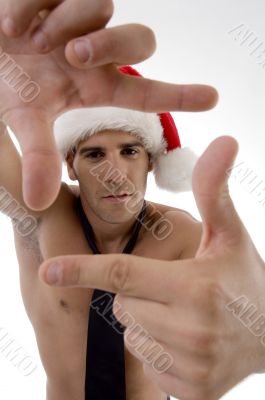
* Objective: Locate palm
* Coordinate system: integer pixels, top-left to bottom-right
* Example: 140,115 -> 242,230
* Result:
0,29 -> 119,123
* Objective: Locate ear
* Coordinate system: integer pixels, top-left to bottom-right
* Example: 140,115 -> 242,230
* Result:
148,159 -> 154,172
65,151 -> 78,181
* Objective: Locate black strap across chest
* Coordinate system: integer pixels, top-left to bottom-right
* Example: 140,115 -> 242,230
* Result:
76,197 -> 146,399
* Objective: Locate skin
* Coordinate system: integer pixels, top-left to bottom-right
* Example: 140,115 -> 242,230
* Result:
0,0 -> 218,211
40,136 -> 265,400
1,125 -> 202,400
3,3 -> 264,399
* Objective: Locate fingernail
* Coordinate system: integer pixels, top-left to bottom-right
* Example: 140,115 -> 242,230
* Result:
32,30 -> 49,52
46,263 -> 62,284
1,17 -> 17,36
74,40 -> 91,63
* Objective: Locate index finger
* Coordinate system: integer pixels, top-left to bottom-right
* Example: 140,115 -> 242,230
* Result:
111,73 -> 218,112
39,253 -> 177,303
6,108 -> 62,210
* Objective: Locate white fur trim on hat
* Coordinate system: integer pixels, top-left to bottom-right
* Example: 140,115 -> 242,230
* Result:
154,147 -> 198,192
54,107 -> 166,159
53,106 -> 198,193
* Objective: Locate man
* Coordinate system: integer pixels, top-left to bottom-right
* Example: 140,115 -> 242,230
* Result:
3,3 -> 265,400
0,70 -> 203,399
41,134 -> 265,400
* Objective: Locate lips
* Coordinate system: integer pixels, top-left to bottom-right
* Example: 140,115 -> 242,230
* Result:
102,193 -> 132,203
103,193 -> 132,198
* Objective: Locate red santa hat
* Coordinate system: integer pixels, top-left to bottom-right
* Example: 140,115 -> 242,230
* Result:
54,66 -> 197,192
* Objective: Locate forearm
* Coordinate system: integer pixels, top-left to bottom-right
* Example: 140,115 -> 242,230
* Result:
0,122 -> 25,217
0,123 -> 43,221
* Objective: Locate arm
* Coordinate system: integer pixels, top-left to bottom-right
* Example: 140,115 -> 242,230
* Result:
0,121 -> 41,221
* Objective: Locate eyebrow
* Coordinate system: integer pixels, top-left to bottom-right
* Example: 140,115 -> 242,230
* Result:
79,141 -> 144,155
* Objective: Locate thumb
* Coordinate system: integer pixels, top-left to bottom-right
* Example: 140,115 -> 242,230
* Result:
6,109 -> 62,210
192,136 -> 242,240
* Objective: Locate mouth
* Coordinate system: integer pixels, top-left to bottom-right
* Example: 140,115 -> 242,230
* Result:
102,193 -> 132,203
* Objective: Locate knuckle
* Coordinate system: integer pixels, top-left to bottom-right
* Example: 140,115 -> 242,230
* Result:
194,333 -> 218,354
72,263 -> 82,285
2,6 -> 18,21
191,279 -> 228,312
60,260 -> 81,285
141,79 -> 154,112
108,256 -> 131,292
2,4 -> 33,30
204,281 -> 225,301
23,146 -> 58,158
96,30 -> 119,59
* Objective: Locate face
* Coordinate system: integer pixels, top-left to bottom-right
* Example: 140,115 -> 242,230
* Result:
66,130 -> 153,224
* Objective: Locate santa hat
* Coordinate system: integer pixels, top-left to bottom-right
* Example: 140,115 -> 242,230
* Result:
53,66 -> 197,192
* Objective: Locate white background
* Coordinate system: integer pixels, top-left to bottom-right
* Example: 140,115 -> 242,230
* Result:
0,0 -> 265,398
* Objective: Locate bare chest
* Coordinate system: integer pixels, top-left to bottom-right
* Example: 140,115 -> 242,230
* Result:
14,199 -> 176,399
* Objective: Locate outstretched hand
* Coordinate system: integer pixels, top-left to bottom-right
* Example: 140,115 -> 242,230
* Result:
0,1 -> 218,211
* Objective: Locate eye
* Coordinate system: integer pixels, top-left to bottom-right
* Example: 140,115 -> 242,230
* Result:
85,151 -> 104,159
121,147 -> 139,156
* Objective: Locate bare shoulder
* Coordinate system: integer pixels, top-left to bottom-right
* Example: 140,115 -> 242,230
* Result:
146,200 -> 201,225
50,182 -> 79,205
146,201 -> 202,259
55,182 -> 80,200
37,182 -> 79,223
13,183 -> 80,241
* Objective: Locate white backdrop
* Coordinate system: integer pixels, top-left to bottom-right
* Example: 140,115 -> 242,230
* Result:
0,0 -> 265,398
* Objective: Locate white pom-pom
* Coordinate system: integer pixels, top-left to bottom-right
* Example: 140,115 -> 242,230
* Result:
154,147 -> 198,192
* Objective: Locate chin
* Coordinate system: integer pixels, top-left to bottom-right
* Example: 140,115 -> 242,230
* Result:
99,208 -> 135,225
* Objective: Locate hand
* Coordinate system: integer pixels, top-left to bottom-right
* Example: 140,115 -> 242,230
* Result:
0,11 -> 218,211
39,136 -> 265,399
0,0 -> 114,53
0,0 -> 157,68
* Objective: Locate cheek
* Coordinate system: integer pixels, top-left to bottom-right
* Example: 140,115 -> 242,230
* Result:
76,167 -> 99,189
131,167 -> 149,188
138,158 -> 150,176
87,176 -> 101,192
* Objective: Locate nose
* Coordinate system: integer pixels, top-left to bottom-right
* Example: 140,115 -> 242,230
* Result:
103,153 -> 128,188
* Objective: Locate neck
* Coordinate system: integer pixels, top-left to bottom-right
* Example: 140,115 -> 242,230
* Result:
79,195 -> 144,253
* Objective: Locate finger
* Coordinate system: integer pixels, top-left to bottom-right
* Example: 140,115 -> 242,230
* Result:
192,136 -> 245,249
39,253 -> 183,302
0,0 -> 60,37
6,109 -> 62,210
30,0 -> 114,53
65,24 -> 156,68
114,295 -> 168,336
63,64 -> 218,113
111,72 -> 219,112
